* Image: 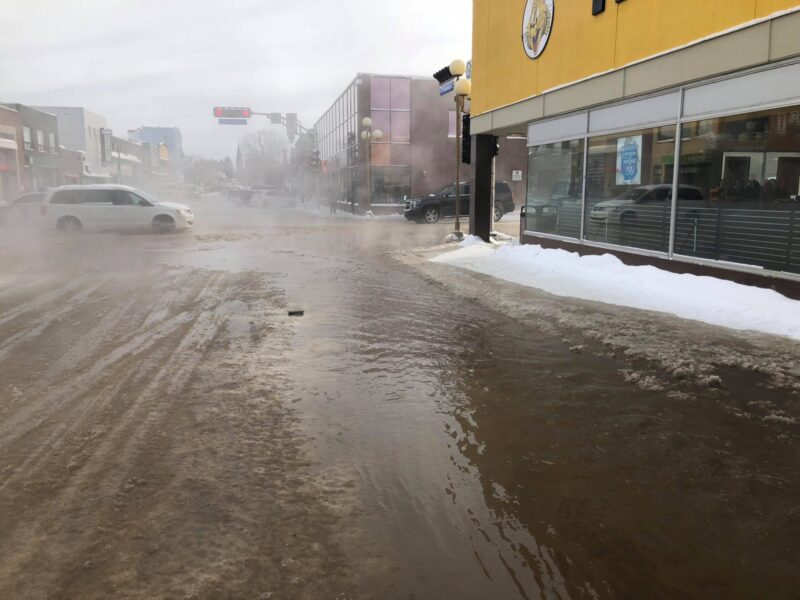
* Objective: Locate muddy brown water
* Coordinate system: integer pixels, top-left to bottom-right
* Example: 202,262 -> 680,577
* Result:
0,198 -> 797,599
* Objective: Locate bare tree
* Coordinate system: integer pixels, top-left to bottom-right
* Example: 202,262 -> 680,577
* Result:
239,129 -> 288,161
238,129 -> 291,186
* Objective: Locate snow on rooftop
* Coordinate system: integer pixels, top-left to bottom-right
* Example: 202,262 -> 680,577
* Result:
432,239 -> 800,341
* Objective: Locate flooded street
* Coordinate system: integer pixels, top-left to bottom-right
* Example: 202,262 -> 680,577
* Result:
1,197 -> 798,599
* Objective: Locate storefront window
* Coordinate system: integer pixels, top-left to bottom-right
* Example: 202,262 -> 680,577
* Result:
526,139 -> 584,239
584,125 -> 676,253
372,166 -> 411,203
674,106 -> 800,273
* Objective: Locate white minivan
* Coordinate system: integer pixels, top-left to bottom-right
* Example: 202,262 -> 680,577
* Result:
42,184 -> 194,232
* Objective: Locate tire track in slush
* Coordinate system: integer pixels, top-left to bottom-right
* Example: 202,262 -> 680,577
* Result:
0,273 -> 227,486
0,276 -> 90,328
0,276 -> 237,594
0,278 -> 109,364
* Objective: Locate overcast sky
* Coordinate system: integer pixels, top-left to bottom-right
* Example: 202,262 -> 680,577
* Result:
0,0 -> 472,159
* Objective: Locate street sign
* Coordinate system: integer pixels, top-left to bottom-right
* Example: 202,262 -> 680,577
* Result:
439,80 -> 455,96
218,118 -> 248,125
466,60 -> 472,80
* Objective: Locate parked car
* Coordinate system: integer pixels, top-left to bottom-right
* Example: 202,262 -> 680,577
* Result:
404,181 -> 515,224
41,185 -> 194,232
0,191 -> 46,228
588,184 -> 705,223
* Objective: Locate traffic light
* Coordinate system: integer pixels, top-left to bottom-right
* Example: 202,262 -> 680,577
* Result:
286,113 -> 298,138
461,114 -> 471,164
269,113 -> 282,125
433,66 -> 453,84
213,107 -> 252,119
491,135 -> 500,157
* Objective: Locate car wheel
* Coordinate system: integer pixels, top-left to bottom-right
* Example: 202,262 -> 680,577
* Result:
494,206 -> 504,222
57,216 -> 82,232
423,206 -> 440,224
153,215 -> 176,232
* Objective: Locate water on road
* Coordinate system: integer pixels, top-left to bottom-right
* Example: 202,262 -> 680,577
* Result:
0,198 -> 797,599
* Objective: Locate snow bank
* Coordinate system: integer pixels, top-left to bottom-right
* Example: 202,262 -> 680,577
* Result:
431,242 -> 800,341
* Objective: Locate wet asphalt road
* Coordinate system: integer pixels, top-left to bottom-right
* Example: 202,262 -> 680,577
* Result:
0,196 -> 798,599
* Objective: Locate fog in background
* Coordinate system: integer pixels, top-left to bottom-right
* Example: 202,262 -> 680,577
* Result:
0,0 -> 472,160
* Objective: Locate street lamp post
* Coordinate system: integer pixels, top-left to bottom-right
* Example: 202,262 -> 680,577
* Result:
450,59 -> 471,239
360,117 -> 383,214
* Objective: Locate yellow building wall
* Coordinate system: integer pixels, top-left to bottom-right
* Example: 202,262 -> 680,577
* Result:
471,0 -> 800,116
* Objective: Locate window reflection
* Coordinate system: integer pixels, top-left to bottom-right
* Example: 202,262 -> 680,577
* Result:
526,139 -> 584,239
676,106 -> 800,272
584,126 -> 676,253
370,111 -> 390,140
371,143 -> 389,167
391,112 -> 410,143
390,78 -> 411,110
372,166 -> 411,203
370,77 -> 391,110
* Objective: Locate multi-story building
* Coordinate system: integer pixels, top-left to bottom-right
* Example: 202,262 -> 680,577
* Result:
0,105 -> 25,202
2,104 -> 61,190
34,106 -> 113,181
469,0 -> 800,296
314,73 -> 528,213
128,127 -> 183,170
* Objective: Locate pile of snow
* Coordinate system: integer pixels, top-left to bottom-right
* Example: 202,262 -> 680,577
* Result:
432,241 -> 800,341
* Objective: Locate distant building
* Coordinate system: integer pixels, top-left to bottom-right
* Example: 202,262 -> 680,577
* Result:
33,106 -> 114,181
2,103 -> 61,191
128,127 -> 183,169
0,105 -> 25,201
59,147 -> 84,186
110,136 -> 147,186
313,73 -> 527,214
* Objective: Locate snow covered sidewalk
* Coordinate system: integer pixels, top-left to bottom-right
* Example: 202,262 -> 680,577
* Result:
432,238 -> 800,342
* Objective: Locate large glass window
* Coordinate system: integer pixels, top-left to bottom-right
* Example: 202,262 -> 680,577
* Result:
526,139 -> 584,239
390,78 -> 411,110
372,167 -> 411,203
370,111 -> 390,140
391,112 -> 410,143
370,78 -> 391,109
675,106 -> 800,273
584,125 -> 676,253
371,143 -> 389,166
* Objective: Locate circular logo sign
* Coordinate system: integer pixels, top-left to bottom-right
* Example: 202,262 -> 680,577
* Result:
522,0 -> 554,60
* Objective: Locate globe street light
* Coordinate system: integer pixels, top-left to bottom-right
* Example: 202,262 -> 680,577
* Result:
452,61 -> 471,238
361,118 -> 383,214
